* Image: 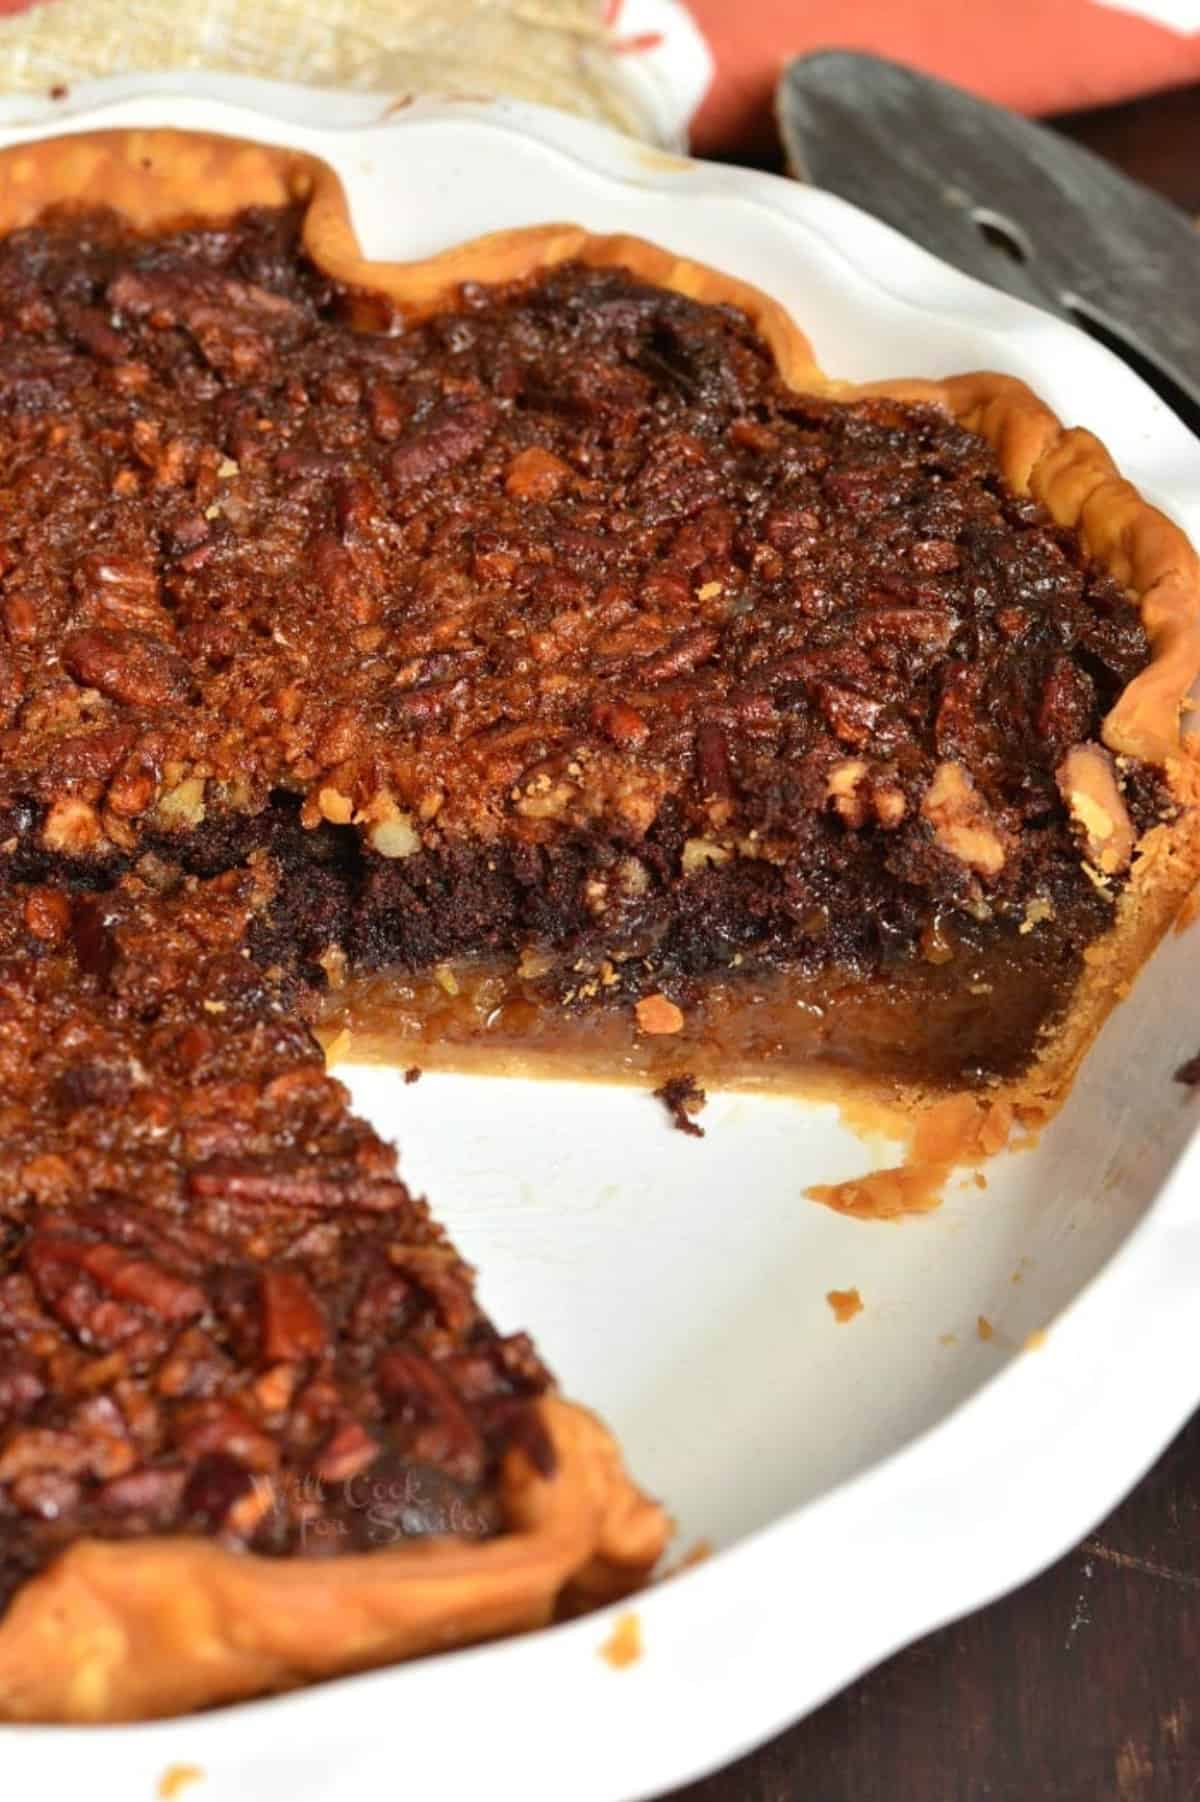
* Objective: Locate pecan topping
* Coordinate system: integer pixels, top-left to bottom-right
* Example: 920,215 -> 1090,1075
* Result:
0,200 -> 1172,1634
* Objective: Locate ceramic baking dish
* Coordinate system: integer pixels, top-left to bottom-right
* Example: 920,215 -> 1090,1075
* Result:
1,77 -> 1198,1802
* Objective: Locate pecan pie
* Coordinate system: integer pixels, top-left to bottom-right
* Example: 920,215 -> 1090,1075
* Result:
0,127 -> 1197,1721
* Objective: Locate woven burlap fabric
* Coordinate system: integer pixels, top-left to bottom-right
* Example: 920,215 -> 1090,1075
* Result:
0,0 -> 644,133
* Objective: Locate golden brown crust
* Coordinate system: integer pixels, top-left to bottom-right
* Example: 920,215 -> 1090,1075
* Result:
0,1398 -> 667,1723
0,129 -> 823,388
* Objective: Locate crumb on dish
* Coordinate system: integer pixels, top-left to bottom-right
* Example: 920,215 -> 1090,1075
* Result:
157,1767 -> 205,1801
599,1610 -> 643,1669
653,1073 -> 707,1137
825,1287 -> 863,1324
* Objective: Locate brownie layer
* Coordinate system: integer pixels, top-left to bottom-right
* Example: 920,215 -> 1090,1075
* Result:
0,865 -> 550,1616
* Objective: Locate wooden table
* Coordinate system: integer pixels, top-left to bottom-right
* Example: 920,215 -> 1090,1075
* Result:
669,82 -> 1200,1802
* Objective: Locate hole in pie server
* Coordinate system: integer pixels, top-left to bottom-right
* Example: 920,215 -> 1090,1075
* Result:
970,208 -> 1032,265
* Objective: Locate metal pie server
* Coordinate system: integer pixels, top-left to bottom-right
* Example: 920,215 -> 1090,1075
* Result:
776,50 -> 1200,431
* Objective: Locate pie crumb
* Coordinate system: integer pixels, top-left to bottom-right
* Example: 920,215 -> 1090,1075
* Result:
1024,1327 -> 1048,1351
976,1314 -> 994,1341
938,1332 -> 957,1347
600,1610 -> 642,1669
809,1165 -> 943,1219
826,1287 -> 863,1324
157,1767 -> 204,1801
635,993 -> 683,1035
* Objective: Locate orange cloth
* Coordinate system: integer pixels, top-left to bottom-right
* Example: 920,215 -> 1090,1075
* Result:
686,0 -> 1200,158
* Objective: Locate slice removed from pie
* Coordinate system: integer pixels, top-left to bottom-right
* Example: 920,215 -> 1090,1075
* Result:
0,864 -> 666,1722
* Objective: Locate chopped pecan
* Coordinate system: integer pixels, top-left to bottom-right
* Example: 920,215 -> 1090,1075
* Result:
41,798 -> 105,857
825,758 -> 870,828
921,761 -> 1007,876
1056,742 -> 1135,876
505,445 -> 570,501
0,1427 -> 90,1484
188,1156 -> 401,1214
260,1268 -> 327,1363
155,776 -> 206,828
174,1401 -> 278,1473
60,627 -> 189,710
638,627 -> 719,685
909,538 -> 961,574
96,1465 -> 187,1515
816,683 -> 886,749
22,886 -> 71,944
388,399 -> 496,492
312,1419 -> 379,1482
52,1061 -> 133,1115
28,1235 -> 206,1325
73,550 -> 164,632
1037,657 -> 1096,758
593,699 -> 649,747
366,377 -> 409,440
375,1348 -> 485,1484
9,1468 -> 82,1520
859,606 -> 959,649
681,837 -> 731,873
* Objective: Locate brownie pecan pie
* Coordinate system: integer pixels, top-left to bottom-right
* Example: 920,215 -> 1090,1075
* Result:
0,127 -> 1197,1722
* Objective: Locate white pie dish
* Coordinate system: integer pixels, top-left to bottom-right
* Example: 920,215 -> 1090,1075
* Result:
2,78 -> 1199,1802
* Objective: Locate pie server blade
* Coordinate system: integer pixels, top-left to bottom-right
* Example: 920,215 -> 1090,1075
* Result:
775,50 -> 1200,431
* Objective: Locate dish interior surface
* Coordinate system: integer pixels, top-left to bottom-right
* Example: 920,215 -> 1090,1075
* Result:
0,85 -> 1199,1800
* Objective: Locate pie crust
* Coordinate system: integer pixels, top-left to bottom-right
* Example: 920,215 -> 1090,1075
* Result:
0,1397 -> 666,1723
0,126 -> 1197,1722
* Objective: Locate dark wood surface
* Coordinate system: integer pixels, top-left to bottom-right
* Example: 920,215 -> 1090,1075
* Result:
668,83 -> 1200,1802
